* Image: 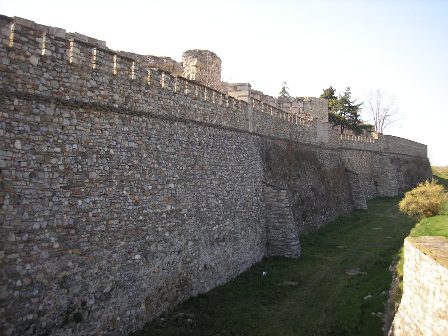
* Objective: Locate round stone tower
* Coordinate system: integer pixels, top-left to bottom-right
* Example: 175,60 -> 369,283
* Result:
182,49 -> 226,93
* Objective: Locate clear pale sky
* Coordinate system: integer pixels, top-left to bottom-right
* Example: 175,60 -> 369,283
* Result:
1,0 -> 446,165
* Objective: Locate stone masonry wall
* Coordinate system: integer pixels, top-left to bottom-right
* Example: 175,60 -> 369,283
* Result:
341,149 -> 431,202
262,140 -> 354,234
182,49 -> 227,93
389,237 -> 448,336
263,186 -> 301,258
0,15 -> 428,158
116,51 -> 183,77
0,95 -> 267,335
0,15 -> 432,335
228,85 -> 329,122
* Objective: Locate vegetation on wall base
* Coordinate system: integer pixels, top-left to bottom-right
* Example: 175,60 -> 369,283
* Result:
131,198 -> 415,336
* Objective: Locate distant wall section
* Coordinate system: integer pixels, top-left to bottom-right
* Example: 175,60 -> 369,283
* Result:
228,85 -> 329,122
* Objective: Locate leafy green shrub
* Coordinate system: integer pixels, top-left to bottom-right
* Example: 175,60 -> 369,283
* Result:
399,180 -> 446,219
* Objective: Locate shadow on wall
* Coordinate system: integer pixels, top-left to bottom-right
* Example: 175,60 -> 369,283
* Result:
262,140 -> 353,234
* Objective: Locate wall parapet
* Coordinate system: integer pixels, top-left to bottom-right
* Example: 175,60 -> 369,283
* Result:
0,14 -> 428,158
389,236 -> 448,336
340,133 -> 375,143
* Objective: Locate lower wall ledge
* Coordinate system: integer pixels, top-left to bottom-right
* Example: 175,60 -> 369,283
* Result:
389,236 -> 448,336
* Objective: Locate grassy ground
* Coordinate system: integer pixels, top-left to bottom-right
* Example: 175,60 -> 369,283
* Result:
410,170 -> 448,238
409,204 -> 448,238
393,170 -> 448,310
432,166 -> 448,189
131,198 -> 416,336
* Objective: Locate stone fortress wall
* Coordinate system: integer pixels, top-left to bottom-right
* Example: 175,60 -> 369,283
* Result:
389,237 -> 448,336
181,49 -> 228,93
0,16 -> 427,157
227,83 -> 329,122
0,15 -> 431,335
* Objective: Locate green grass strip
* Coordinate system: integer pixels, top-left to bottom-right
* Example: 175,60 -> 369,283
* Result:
131,197 -> 416,336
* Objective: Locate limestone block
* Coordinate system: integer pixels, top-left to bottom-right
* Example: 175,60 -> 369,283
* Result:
13,16 -> 35,29
389,237 -> 448,336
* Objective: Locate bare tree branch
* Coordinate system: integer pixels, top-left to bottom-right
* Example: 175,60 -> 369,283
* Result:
364,89 -> 400,134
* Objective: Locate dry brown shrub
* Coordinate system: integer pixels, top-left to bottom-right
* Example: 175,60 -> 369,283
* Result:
399,180 -> 446,219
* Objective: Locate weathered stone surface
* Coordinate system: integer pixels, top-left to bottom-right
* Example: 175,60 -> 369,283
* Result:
389,237 -> 448,336
263,186 -> 301,257
117,51 -> 183,76
262,141 -> 354,233
0,96 -> 266,335
0,15 -> 432,336
182,49 -> 227,93
67,32 -> 106,48
228,86 -> 329,122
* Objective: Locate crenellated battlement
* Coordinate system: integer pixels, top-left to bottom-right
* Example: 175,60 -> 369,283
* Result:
0,14 -> 426,158
340,133 -> 375,143
0,14 -> 431,336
